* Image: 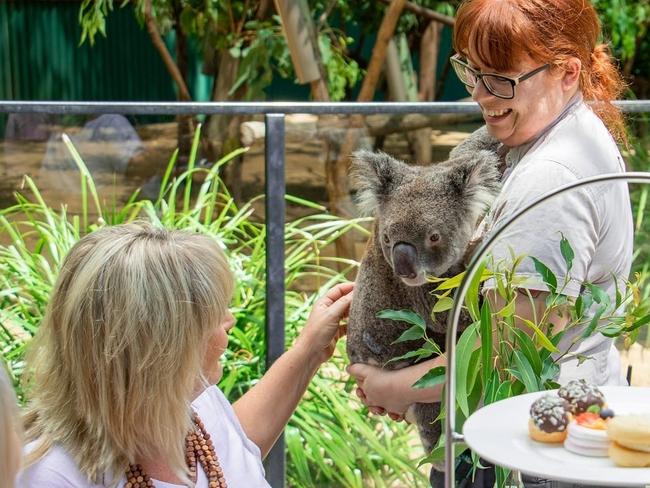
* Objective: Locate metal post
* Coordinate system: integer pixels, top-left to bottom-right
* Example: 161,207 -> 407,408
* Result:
264,113 -> 286,488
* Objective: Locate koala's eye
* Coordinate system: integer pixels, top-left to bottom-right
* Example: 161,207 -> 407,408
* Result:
429,233 -> 441,243
382,234 -> 390,244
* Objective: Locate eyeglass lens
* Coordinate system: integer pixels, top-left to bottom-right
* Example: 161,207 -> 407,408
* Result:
452,61 -> 514,98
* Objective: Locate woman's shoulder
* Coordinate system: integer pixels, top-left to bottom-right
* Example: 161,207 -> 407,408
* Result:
192,384 -> 231,412
531,102 -> 624,177
17,442 -> 101,488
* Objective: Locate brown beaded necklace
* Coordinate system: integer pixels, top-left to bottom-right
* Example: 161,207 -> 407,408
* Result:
124,412 -> 227,488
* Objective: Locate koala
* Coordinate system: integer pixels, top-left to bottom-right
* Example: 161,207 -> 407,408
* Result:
346,126 -> 501,458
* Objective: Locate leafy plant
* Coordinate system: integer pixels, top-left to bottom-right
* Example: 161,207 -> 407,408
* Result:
379,235 -> 650,487
0,125 -> 429,487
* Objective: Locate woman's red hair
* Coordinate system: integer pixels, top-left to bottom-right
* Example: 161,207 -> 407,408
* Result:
453,0 -> 626,142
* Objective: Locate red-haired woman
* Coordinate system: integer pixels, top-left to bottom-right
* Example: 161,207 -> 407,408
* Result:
348,0 -> 632,486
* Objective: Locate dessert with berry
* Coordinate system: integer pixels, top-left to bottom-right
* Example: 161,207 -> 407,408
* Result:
564,406 -> 612,457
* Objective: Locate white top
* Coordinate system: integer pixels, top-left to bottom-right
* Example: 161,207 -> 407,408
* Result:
17,386 -> 270,488
479,97 -> 633,386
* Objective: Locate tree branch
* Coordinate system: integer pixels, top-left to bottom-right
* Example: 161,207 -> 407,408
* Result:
143,0 -> 192,101
379,0 -> 455,27
317,0 -> 339,30
357,0 -> 407,102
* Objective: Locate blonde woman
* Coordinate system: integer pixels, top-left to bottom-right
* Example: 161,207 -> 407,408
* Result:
17,223 -> 353,487
0,362 -> 21,488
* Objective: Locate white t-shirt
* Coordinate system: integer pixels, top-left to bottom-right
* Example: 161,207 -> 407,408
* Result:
479,97 -> 633,386
17,386 -> 270,488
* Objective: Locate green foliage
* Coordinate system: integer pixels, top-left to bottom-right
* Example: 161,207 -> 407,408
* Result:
318,34 -> 361,101
0,126 -> 427,487
78,0 -> 362,101
75,0 -> 650,100
594,0 -> 650,65
379,236 -> 650,487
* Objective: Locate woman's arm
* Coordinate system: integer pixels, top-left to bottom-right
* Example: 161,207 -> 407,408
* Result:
348,289 -> 569,416
232,283 -> 353,458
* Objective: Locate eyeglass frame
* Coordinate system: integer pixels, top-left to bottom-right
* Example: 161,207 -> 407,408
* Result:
450,53 -> 550,100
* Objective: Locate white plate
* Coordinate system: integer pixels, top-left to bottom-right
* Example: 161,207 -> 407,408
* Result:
463,386 -> 650,487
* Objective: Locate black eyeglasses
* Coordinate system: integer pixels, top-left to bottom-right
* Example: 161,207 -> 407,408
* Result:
450,54 -> 550,100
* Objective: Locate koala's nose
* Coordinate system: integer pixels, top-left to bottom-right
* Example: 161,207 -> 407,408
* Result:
392,242 -> 418,279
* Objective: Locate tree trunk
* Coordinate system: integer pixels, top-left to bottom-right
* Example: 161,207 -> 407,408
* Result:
204,50 -> 245,202
412,20 -> 443,164
385,33 -> 432,164
142,0 -> 195,177
172,3 -> 196,168
331,0 -> 407,220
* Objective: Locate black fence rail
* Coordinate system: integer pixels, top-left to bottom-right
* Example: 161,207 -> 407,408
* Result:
1,100 -> 649,488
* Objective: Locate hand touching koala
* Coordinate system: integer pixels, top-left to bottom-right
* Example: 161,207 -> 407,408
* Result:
346,126 -> 501,454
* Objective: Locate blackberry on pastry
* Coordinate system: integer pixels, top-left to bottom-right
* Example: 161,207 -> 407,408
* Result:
529,394 -> 571,443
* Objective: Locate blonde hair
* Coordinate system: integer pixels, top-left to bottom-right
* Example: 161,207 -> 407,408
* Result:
0,363 -> 21,488
23,223 -> 234,484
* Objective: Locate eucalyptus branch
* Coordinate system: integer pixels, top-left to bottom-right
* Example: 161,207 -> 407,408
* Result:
317,0 -> 339,30
378,0 -> 455,27
143,0 -> 191,101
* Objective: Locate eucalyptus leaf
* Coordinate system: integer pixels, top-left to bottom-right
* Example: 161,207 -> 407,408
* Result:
392,324 -> 425,344
530,256 -> 557,294
376,309 -> 426,331
581,307 -> 605,338
512,329 -> 542,376
540,361 -> 560,384
432,296 -> 454,313
518,317 -> 559,353
496,297 -> 516,318
512,350 -> 540,392
479,300 -> 493,389
576,354 -> 593,366
465,260 -> 488,321
601,324 -> 624,337
455,322 -> 479,418
386,347 -> 434,364
559,233 -> 575,272
585,283 -> 611,308
413,366 -> 446,389
625,313 -> 650,333
493,382 -> 512,403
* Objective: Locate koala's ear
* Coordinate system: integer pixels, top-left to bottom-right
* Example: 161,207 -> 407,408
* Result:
449,125 -> 501,160
350,150 -> 410,215
452,149 -> 502,220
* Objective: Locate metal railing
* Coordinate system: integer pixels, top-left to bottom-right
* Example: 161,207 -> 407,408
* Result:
1,99 -> 649,488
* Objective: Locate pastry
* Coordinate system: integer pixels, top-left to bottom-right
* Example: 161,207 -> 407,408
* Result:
529,394 -> 571,443
607,414 -> 650,467
564,412 -> 609,457
557,379 -> 605,415
607,414 -> 650,445
609,442 -> 650,467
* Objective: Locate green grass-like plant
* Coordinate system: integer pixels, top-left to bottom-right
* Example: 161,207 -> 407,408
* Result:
0,126 -> 429,487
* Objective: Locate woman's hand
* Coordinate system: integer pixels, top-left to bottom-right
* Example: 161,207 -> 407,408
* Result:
347,363 -> 413,418
347,357 -> 445,420
295,282 -> 354,366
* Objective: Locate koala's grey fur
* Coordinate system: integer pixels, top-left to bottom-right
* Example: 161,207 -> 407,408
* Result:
346,126 -> 501,458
